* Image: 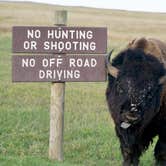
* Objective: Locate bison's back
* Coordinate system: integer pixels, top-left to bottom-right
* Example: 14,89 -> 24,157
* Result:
128,37 -> 166,63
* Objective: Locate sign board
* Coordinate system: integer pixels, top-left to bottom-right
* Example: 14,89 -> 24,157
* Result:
12,26 -> 107,54
12,11 -> 108,162
12,55 -> 106,82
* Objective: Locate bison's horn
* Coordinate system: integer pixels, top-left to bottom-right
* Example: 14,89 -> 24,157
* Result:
106,50 -> 119,78
159,59 -> 166,84
159,75 -> 166,84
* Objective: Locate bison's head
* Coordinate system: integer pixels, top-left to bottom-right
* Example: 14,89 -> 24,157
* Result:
106,49 -> 166,130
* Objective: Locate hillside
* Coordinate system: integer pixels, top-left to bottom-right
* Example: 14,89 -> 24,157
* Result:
0,1 -> 166,50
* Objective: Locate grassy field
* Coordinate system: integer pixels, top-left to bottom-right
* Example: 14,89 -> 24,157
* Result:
0,2 -> 166,166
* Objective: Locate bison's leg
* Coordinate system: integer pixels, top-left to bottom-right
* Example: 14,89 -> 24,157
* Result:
154,138 -> 166,165
115,128 -> 133,166
116,127 -> 140,166
121,145 -> 140,166
132,156 -> 139,166
121,146 -> 132,166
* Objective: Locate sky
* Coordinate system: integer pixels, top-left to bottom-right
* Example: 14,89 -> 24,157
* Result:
5,0 -> 166,13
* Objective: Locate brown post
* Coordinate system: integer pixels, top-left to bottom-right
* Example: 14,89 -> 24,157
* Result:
49,10 -> 67,161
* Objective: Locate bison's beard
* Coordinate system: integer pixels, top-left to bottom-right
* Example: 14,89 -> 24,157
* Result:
107,80 -> 163,132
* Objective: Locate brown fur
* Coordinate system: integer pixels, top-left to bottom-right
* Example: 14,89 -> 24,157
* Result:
127,37 -> 166,63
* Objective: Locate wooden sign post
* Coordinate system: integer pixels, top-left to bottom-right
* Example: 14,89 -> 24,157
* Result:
12,10 -> 107,162
49,10 -> 67,161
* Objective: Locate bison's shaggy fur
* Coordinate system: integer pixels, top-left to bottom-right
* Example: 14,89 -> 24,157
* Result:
106,38 -> 166,166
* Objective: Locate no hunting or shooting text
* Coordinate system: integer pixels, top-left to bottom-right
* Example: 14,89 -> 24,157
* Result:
12,26 -> 107,54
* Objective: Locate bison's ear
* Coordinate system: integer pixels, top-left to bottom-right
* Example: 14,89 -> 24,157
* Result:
159,75 -> 166,85
106,50 -> 119,78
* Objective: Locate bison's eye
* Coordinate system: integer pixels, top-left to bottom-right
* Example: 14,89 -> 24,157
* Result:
116,83 -> 125,94
119,88 -> 124,94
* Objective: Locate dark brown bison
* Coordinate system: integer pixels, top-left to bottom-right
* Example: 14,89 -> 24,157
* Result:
106,38 -> 166,166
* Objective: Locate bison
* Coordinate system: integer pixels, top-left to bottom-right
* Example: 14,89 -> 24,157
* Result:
106,38 -> 166,166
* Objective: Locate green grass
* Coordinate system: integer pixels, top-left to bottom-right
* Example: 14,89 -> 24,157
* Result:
0,33 -> 117,165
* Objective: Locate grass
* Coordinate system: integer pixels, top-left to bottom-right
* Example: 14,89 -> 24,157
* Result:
0,2 -> 166,165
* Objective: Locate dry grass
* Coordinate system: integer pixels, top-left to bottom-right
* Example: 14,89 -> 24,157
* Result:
0,1 -> 166,49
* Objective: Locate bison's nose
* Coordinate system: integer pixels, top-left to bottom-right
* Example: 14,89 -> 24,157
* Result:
130,104 -> 138,112
131,107 -> 138,112
120,100 -> 140,114
120,100 -> 141,123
